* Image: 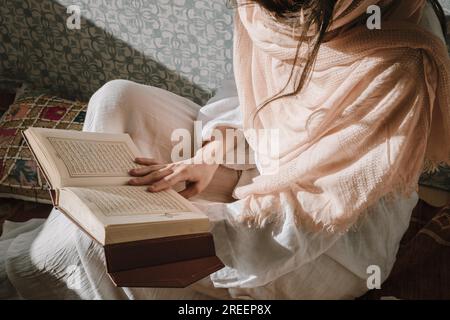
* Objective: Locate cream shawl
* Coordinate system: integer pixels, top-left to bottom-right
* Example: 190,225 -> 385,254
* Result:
233,0 -> 450,231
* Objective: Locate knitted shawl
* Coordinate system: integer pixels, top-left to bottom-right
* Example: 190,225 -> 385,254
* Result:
233,0 -> 450,231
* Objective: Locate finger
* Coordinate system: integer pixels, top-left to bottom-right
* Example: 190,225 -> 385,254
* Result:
148,171 -> 187,192
134,157 -> 160,165
129,164 -> 167,176
128,168 -> 173,186
178,183 -> 201,199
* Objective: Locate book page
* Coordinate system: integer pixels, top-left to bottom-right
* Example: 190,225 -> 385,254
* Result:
68,186 -> 193,217
25,128 -> 142,188
58,185 -> 208,244
48,137 -> 140,177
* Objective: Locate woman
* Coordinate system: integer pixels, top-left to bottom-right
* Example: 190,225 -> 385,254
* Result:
2,0 -> 450,299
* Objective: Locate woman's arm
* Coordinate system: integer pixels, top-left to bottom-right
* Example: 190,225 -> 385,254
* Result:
128,126 -> 238,198
128,77 -> 246,198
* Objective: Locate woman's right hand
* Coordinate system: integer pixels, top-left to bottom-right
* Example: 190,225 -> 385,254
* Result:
128,157 -> 219,199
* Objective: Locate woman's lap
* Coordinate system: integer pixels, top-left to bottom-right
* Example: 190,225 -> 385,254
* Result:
84,79 -> 239,201
3,209 -> 223,299
83,79 -> 201,162
2,80 -> 417,299
3,80 -> 237,299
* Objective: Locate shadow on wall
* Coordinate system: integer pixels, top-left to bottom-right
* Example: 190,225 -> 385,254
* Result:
0,0 -> 234,104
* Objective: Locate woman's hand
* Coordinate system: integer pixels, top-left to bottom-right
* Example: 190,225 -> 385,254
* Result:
128,157 -> 219,199
129,127 -> 231,198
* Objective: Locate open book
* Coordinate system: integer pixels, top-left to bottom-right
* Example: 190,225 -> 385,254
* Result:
23,127 -> 209,246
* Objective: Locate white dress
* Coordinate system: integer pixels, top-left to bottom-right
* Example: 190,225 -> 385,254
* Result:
0,78 -> 417,300
2,4 -> 443,299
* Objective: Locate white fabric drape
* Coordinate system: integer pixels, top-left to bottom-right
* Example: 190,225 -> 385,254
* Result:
2,2 -> 445,299
1,79 -> 417,299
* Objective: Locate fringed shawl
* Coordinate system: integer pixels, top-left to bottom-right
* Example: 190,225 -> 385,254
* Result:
233,0 -> 450,231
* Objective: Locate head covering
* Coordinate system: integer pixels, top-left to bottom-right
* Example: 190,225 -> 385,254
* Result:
233,0 -> 450,231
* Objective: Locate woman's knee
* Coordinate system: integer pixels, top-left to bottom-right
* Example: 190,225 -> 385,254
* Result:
89,80 -> 136,111
84,80 -> 139,130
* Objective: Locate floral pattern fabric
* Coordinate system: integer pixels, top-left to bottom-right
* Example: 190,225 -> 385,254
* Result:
0,95 -> 87,203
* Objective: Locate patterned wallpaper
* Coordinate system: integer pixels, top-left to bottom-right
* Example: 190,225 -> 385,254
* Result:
442,0 -> 450,13
0,0 -> 234,104
1,1 -> 449,104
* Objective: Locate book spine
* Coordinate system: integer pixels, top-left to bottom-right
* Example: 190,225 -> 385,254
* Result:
104,233 -> 218,273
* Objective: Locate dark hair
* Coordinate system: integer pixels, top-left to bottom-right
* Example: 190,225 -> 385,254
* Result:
229,0 -> 447,123
229,0 -> 335,122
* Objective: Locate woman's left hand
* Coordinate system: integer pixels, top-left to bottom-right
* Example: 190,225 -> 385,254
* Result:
128,157 -> 219,198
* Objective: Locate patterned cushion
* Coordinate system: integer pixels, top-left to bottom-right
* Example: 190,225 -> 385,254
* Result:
420,165 -> 450,192
0,95 -> 86,203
